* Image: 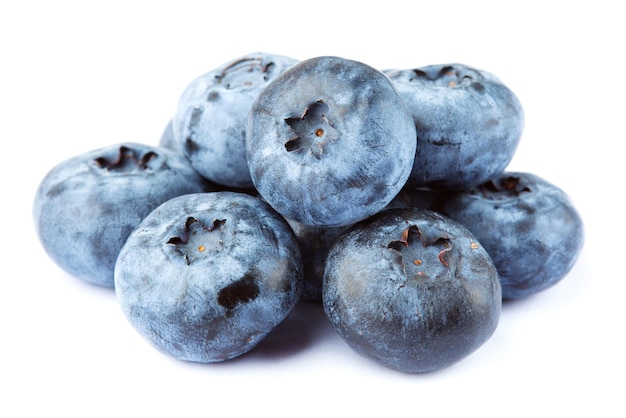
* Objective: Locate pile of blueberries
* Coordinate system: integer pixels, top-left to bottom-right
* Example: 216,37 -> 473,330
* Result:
33,52 -> 584,373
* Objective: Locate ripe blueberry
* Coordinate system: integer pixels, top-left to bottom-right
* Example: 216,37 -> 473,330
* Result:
33,142 -> 215,287
172,52 -> 298,188
287,219 -> 350,303
246,56 -> 417,227
386,63 -> 524,190
432,172 -> 585,299
114,191 -> 303,362
323,208 -> 501,373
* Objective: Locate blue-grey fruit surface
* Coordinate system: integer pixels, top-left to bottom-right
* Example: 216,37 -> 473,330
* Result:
386,64 -> 524,190
172,52 -> 299,188
431,172 -> 585,299
287,219 -> 350,303
247,55 -> 417,227
323,207 -> 501,373
114,191 -> 303,363
33,142 -> 215,287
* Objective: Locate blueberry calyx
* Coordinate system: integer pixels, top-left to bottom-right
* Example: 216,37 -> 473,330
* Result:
167,217 -> 227,265
386,223 -> 454,280
284,100 -> 342,160
322,208 -> 501,373
94,145 -> 158,172
386,224 -> 421,251
214,57 -> 275,89
474,175 -> 532,199
410,65 -> 478,89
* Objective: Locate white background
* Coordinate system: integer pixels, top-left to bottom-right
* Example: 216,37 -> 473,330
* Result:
2,1 -> 624,417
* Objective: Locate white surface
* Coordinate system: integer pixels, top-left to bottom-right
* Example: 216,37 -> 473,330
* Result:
2,1 -> 624,417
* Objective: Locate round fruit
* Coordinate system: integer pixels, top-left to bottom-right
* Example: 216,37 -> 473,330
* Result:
432,172 -> 585,299
246,55 -> 417,227
323,208 -> 501,373
386,63 -> 524,190
172,52 -> 298,188
33,142 -> 214,287
114,192 -> 303,362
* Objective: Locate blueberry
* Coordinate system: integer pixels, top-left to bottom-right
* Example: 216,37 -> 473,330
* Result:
33,142 -> 215,287
172,52 -> 298,188
114,191 -> 303,363
431,172 -> 585,299
323,208 -> 501,373
282,188 -> 440,304
287,186 -> 441,304
287,219 -> 350,303
385,64 -> 524,190
246,56 -> 417,227
386,186 -> 441,211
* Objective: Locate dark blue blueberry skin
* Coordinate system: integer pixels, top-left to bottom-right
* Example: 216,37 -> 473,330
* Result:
385,64 -> 524,190
172,52 -> 298,189
33,142 -> 215,287
386,186 -> 442,211
114,192 -> 303,363
287,219 -> 350,303
246,56 -> 417,227
290,188 -> 440,303
431,172 -> 585,299
323,208 -> 501,373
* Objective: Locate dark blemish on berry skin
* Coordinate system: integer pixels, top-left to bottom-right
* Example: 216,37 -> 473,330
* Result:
185,137 -> 199,154
46,181 -> 67,199
184,107 -> 204,156
218,273 -> 260,311
431,137 -> 458,147
472,82 -> 485,92
188,106 -> 204,129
